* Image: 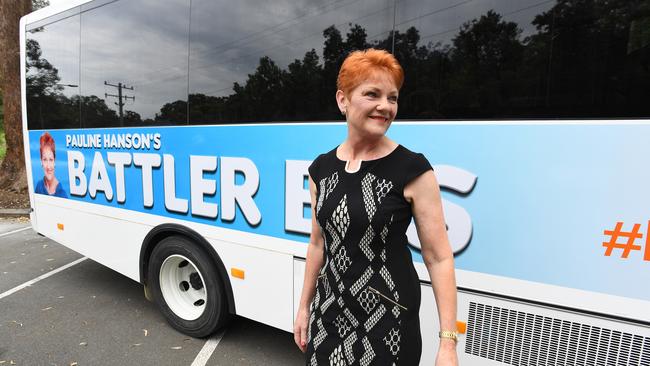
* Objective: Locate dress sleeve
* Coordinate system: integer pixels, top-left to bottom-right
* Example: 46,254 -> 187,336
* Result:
404,153 -> 433,187
308,154 -> 322,183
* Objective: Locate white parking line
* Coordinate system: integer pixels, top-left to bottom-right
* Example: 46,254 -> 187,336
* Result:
0,226 -> 31,238
191,330 -> 226,366
0,257 -> 88,300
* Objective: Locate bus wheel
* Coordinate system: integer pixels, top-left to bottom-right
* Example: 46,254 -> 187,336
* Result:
148,235 -> 229,337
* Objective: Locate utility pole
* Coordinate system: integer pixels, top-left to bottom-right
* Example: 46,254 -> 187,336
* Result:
104,81 -> 135,126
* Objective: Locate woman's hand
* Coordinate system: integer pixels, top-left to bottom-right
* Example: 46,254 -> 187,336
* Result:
293,305 -> 310,353
435,340 -> 458,365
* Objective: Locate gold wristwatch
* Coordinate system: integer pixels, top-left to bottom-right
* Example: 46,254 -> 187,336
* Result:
438,330 -> 458,343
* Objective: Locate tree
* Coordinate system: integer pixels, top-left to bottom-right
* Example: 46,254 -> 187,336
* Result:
448,10 -> 524,117
78,95 -> 118,127
25,39 -> 63,99
229,56 -> 286,122
123,110 -> 142,125
25,38 -> 74,129
323,25 -> 345,69
281,49 -> 324,120
1,0 -> 33,192
526,0 -> 646,115
157,100 -> 186,125
188,93 -> 226,124
345,24 -> 369,51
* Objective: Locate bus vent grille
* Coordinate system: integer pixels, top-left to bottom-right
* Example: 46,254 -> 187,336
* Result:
465,302 -> 650,365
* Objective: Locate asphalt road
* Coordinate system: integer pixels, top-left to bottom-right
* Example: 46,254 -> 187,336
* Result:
0,218 -> 305,366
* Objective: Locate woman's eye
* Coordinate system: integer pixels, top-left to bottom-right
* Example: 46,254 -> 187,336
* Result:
366,91 -> 378,97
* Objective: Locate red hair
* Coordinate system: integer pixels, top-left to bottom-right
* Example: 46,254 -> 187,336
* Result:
337,48 -> 404,95
40,132 -> 56,159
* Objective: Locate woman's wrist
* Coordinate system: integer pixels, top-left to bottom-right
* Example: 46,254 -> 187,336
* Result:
298,300 -> 311,312
439,338 -> 457,347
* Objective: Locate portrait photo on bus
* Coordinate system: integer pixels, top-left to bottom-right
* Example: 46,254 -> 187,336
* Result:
34,131 -> 68,198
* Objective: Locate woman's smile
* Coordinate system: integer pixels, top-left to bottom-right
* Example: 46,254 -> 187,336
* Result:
368,115 -> 389,123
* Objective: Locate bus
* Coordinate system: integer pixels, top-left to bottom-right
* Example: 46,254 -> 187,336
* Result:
20,0 -> 650,364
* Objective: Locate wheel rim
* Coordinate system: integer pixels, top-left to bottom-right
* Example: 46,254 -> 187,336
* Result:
159,254 -> 207,321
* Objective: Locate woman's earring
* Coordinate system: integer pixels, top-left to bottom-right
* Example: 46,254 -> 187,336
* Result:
341,109 -> 346,116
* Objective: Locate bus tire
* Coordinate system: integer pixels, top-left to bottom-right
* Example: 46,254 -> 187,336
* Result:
148,235 -> 229,337
143,284 -> 153,302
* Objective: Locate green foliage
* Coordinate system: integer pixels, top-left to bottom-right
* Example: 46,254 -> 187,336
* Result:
0,130 -> 5,162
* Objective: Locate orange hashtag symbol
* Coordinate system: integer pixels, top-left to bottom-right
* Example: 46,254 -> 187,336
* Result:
602,222 -> 643,258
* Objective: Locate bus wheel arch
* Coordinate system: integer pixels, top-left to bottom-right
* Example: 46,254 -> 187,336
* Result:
140,224 -> 235,335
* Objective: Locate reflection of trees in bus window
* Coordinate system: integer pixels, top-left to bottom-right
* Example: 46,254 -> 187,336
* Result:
80,0 -> 190,127
26,0 -> 650,129
393,0 -> 650,119
26,36 -> 122,130
186,0 -> 395,124
182,0 -> 649,123
26,13 -> 80,130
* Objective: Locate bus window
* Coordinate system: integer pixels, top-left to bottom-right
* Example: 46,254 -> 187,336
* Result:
26,10 -> 80,130
188,0 -> 396,124
394,0 -> 650,120
79,0 -> 190,128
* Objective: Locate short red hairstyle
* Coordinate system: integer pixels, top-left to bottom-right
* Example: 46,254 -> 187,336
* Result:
337,48 -> 404,96
40,132 -> 56,159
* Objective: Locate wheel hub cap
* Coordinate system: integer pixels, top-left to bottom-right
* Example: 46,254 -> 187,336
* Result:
159,254 -> 207,321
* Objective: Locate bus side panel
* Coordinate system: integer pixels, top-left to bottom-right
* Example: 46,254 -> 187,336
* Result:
212,238 -> 294,332
34,194 -> 297,332
456,292 -> 650,365
32,195 -> 147,281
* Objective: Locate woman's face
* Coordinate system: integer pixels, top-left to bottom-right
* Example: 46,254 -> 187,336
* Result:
338,71 -> 399,140
41,147 -> 55,182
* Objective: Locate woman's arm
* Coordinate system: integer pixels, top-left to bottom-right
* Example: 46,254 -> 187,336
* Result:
294,176 -> 325,353
404,170 -> 458,365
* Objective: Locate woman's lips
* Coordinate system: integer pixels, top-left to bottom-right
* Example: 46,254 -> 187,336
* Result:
369,116 -> 388,122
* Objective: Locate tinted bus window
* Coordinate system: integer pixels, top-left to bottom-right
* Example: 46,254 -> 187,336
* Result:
79,0 -> 189,127
188,0 -> 396,124
26,10 -> 80,130
394,0 -> 650,120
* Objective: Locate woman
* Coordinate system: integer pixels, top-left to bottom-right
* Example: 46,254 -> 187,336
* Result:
35,132 -> 67,198
293,49 -> 458,365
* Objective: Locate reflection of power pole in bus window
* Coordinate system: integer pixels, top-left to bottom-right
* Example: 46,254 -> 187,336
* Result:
104,81 -> 134,126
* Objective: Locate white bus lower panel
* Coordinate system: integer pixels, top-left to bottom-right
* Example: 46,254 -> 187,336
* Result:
456,290 -> 650,365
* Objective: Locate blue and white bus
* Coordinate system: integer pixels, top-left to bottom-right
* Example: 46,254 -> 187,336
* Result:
21,0 -> 650,364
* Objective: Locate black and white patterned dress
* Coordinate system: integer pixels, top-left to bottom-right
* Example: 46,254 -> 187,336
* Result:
306,144 -> 432,366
